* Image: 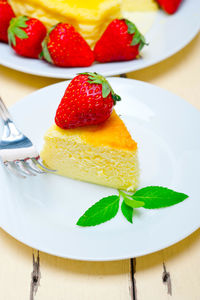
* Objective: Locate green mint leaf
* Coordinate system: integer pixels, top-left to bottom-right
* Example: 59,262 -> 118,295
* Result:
121,200 -> 133,223
77,195 -> 120,227
131,186 -> 188,209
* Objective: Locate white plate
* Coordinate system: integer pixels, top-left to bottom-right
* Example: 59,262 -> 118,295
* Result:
0,0 -> 200,78
0,78 -> 200,261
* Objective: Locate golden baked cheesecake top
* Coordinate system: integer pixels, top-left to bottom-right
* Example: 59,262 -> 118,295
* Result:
46,110 -> 137,151
9,0 -> 122,22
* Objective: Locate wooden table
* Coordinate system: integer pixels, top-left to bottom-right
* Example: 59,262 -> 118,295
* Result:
0,33 -> 199,300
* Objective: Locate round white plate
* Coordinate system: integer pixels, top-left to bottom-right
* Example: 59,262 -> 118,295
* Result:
0,0 -> 200,78
0,78 -> 200,261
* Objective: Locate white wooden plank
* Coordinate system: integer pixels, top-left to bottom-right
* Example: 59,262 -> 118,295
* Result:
35,252 -> 131,300
135,230 -> 200,300
0,228 -> 32,300
0,229 -> 132,300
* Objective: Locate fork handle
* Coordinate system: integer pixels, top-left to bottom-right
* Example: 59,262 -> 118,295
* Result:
0,97 -> 22,138
0,96 -> 13,123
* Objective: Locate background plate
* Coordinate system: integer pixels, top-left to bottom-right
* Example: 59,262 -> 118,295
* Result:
0,0 -> 200,78
0,77 -> 200,261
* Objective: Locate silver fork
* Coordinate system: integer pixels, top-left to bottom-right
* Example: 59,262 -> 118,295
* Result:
0,96 -> 54,178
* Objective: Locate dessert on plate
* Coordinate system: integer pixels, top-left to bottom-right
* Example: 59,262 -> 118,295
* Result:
41,73 -> 139,191
8,0 -> 158,47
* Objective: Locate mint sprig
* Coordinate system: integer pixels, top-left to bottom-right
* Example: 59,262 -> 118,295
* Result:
8,16 -> 29,46
131,186 -> 188,209
77,186 -> 189,227
80,72 -> 121,104
121,200 -> 133,224
123,18 -> 148,51
119,190 -> 144,208
76,195 -> 120,227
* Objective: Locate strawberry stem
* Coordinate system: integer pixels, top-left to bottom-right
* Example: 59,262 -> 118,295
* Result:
8,16 -> 29,46
40,24 -> 57,63
123,18 -> 148,51
80,72 -> 121,104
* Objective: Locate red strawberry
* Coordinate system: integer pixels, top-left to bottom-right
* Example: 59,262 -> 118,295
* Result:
156,0 -> 182,14
41,23 -> 94,67
55,73 -> 121,129
0,0 -> 15,43
8,16 -> 47,58
94,19 -> 147,63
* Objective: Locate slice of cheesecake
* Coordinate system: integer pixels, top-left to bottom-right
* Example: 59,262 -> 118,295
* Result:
8,0 -> 121,47
9,0 -> 158,47
41,110 -> 139,191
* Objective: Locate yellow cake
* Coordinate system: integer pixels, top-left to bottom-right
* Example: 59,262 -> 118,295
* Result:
122,0 -> 158,11
8,0 -> 121,48
8,0 -> 158,47
41,110 -> 139,191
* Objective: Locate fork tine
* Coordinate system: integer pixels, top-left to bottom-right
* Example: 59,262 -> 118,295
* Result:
15,160 -> 36,176
33,157 -> 56,172
25,158 -> 46,174
4,161 -> 26,178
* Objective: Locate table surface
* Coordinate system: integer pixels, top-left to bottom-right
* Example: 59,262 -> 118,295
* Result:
0,32 -> 200,300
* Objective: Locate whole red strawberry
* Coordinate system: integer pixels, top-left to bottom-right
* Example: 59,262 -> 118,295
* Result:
0,0 -> 15,43
55,73 -> 121,129
94,19 -> 147,63
41,23 -> 94,67
8,16 -> 47,58
156,0 -> 182,14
